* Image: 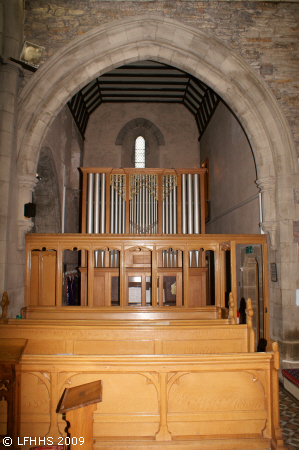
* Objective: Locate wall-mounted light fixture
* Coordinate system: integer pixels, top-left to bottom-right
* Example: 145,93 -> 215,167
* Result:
20,41 -> 44,68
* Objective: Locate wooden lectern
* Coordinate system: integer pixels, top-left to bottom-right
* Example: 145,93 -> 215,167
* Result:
58,380 -> 102,449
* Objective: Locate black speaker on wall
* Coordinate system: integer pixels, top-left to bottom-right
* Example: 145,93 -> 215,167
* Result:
24,202 -> 36,218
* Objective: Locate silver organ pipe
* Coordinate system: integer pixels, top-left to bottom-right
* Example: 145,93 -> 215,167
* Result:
122,198 -> 125,234
187,174 -> 194,234
94,173 -> 100,267
118,181 -> 122,234
189,250 -> 193,268
110,250 -> 114,267
194,174 -> 200,234
141,185 -> 147,233
173,250 -> 177,267
146,187 -> 149,234
165,249 -> 169,268
114,177 -> 119,234
169,248 -> 173,267
181,174 -> 187,234
110,182 -> 115,234
100,173 -> 106,234
169,188 -> 173,234
195,249 -> 199,268
87,173 -> 94,234
173,185 -> 177,234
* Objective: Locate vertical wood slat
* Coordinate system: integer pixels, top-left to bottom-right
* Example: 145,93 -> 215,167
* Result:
56,244 -> 62,307
183,244 -> 189,307
230,241 -> 237,322
158,174 -> 163,235
120,245 -> 126,307
142,274 -> 147,305
88,244 -> 94,307
81,171 -> 87,233
262,241 -> 269,341
152,246 -> 157,307
25,242 -> 31,307
200,172 -> 205,234
159,274 -> 163,307
81,171 -> 88,268
220,248 -> 226,308
176,272 -> 183,307
105,272 -> 110,306
214,244 -> 222,309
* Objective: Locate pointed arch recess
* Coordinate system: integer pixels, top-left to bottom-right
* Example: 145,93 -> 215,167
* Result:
17,15 -> 297,242
115,118 -> 165,146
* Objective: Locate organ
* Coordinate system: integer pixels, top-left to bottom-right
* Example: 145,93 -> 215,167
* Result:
0,167 -> 284,449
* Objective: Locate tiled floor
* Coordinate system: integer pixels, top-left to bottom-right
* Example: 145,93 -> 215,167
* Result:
279,385 -> 299,449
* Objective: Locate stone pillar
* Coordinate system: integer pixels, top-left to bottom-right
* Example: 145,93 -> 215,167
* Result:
0,0 -> 23,315
256,177 -> 277,249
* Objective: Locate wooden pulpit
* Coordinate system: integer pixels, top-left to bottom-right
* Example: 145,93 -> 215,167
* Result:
58,380 -> 102,449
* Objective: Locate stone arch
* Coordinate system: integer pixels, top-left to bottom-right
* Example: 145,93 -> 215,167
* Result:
16,14 -> 297,250
115,118 -> 165,146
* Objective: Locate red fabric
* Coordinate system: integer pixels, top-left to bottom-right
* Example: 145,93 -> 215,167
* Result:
282,369 -> 299,389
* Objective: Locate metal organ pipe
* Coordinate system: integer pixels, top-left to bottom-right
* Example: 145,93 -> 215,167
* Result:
87,173 -> 94,234
173,185 -> 177,234
114,176 -> 119,234
141,185 -> 146,233
122,198 -> 125,234
100,173 -> 106,234
187,173 -> 194,234
181,174 -> 187,234
94,173 -> 100,267
169,188 -> 173,234
110,182 -> 115,234
165,191 -> 169,234
194,174 -> 200,234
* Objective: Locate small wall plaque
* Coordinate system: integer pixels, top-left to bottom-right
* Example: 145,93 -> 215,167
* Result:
270,263 -> 277,282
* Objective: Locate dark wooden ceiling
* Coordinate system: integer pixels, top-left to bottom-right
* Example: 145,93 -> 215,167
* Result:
68,60 -> 220,140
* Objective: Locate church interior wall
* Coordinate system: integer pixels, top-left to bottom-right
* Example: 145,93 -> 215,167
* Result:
35,105 -> 83,235
0,1 -> 297,365
23,1 -> 299,159
200,101 -> 260,235
83,102 -> 200,168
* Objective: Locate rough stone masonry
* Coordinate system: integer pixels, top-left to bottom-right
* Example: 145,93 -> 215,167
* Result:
23,1 -> 299,155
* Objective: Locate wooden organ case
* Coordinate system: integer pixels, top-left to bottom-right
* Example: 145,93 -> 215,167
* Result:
1,167 -> 285,450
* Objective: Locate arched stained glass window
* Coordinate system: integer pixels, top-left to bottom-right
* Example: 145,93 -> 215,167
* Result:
135,136 -> 145,168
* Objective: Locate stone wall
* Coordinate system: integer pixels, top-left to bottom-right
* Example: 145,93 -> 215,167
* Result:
84,102 -> 200,168
201,101 -> 260,234
23,1 -> 299,157
35,104 -> 83,234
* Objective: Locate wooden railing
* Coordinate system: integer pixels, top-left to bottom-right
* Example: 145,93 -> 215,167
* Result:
24,233 -> 269,333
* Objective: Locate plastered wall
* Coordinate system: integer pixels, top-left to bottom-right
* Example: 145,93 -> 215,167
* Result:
84,103 -> 200,169
200,102 -> 259,235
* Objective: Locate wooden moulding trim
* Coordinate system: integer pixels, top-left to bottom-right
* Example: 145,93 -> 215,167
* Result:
20,352 -> 276,365
25,234 -> 268,246
80,168 -> 208,175
80,167 -> 113,174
